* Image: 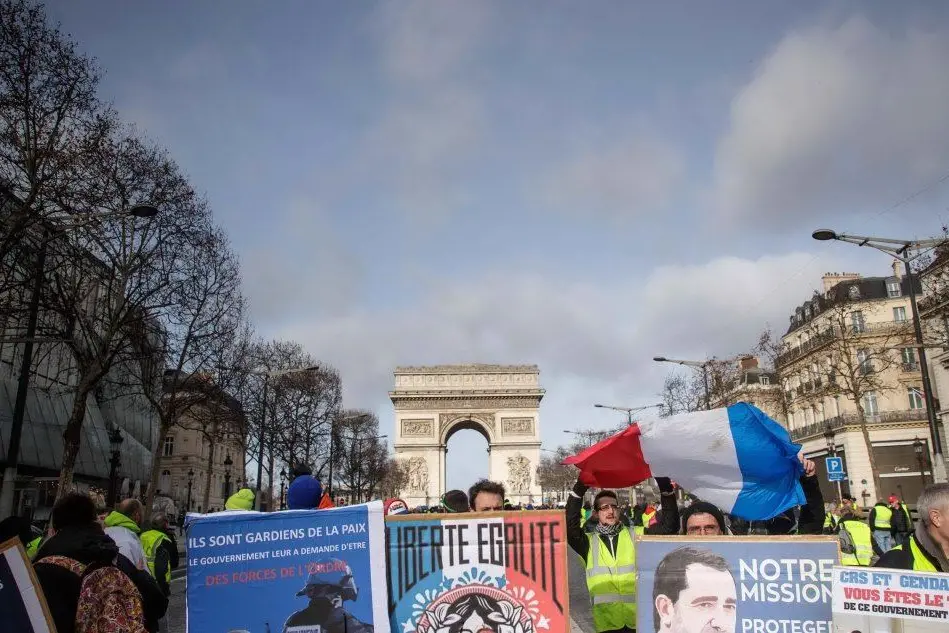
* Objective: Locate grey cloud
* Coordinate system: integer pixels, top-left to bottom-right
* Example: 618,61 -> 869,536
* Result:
539,133 -> 684,220
712,16 -> 949,227
273,251 -> 843,441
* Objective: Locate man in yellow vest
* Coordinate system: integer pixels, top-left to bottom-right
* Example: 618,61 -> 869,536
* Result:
567,477 -> 678,633
876,483 -> 949,572
140,512 -> 178,598
868,499 -> 894,554
836,508 -> 876,566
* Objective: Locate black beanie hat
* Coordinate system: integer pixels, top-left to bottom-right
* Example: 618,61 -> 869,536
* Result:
680,501 -> 727,534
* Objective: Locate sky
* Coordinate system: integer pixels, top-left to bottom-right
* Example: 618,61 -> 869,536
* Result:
45,1 -> 949,491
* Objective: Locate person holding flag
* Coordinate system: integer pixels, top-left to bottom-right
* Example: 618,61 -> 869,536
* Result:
566,476 -> 678,633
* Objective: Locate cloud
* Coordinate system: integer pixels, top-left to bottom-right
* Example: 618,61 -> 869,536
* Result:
373,0 -> 491,84
539,134 -> 684,220
241,197 -> 364,324
711,16 -> 949,227
274,251 -> 838,449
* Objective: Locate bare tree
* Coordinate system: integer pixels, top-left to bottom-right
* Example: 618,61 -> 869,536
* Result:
659,373 -> 703,416
334,410 -> 387,503
0,0 -> 114,301
536,446 -> 577,503
273,363 -> 341,481
376,458 -> 408,500
40,129 -> 206,500
131,226 -> 245,511
753,326 -> 793,422
797,301 -> 914,495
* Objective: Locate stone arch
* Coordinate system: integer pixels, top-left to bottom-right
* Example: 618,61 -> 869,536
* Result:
391,364 -> 545,507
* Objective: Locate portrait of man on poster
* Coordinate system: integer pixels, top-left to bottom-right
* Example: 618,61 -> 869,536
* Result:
652,546 -> 737,633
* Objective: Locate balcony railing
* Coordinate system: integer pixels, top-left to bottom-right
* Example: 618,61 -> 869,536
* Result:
789,409 -> 928,441
902,362 -> 920,373
776,321 -> 914,368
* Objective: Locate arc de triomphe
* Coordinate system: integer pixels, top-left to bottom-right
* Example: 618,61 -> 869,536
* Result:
389,364 -> 544,507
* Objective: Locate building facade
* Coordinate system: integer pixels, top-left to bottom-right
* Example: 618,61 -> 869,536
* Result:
918,246 -> 949,476
777,269 -> 932,506
156,371 -> 246,518
713,355 -> 787,424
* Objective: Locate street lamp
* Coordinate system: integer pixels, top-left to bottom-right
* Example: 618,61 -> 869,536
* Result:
280,468 -> 287,510
824,424 -> 843,502
594,403 -> 664,425
653,357 -> 714,410
186,468 -> 195,512
328,412 -> 373,499
914,437 -> 928,486
106,427 -> 124,507
812,229 -> 947,482
223,453 -> 233,499
0,204 -> 161,518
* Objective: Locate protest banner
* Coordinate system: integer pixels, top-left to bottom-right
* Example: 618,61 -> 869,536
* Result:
832,566 -> 948,632
0,538 -> 55,633
636,536 -> 838,633
386,510 -> 569,633
186,501 -> 389,633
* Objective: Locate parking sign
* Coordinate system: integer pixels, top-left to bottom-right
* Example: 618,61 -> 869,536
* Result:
825,456 -> 845,481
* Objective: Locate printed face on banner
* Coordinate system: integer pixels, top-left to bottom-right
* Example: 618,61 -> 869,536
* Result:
386,511 -> 569,633
637,537 -> 838,633
186,504 -> 388,633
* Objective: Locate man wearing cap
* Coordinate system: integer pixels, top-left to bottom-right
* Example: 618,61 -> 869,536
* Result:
384,498 -> 409,516
441,489 -> 469,513
888,494 -> 913,547
284,558 -> 373,632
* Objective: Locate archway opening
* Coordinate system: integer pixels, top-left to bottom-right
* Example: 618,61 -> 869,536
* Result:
445,422 -> 490,493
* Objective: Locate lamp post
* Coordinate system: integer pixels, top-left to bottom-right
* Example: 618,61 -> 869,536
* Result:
914,437 -> 928,486
824,424 -> 843,502
223,453 -> 233,499
186,468 -> 194,512
279,468 -> 287,510
594,403 -> 663,504
813,230 -> 946,483
653,357 -> 717,410
0,204 -> 160,519
106,427 -> 124,507
328,412 -> 373,500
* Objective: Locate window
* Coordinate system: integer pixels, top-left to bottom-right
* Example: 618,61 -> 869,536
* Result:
851,310 -> 866,333
893,306 -> 907,322
886,280 -> 901,298
760,375 -> 770,385
849,285 -> 861,300
160,470 -> 171,493
908,387 -> 924,410
857,349 -> 872,375
862,391 -> 879,416
162,435 -> 175,457
902,347 -> 918,371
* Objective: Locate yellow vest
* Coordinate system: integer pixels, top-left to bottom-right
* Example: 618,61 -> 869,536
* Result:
838,520 -> 874,566
26,536 -> 42,559
823,513 -> 838,530
140,530 -> 172,584
585,529 -> 636,632
872,506 -> 892,530
891,538 -> 939,573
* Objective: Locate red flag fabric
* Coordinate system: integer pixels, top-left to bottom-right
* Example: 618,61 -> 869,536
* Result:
318,492 -> 335,509
562,424 -> 652,487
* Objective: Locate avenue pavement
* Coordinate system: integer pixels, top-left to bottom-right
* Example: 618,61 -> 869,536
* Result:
165,555 -> 594,633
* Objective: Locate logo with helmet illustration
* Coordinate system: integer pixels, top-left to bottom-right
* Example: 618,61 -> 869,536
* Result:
384,498 -> 409,516
296,559 -> 358,602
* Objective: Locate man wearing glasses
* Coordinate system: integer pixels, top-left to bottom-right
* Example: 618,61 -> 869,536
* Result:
567,477 -> 678,633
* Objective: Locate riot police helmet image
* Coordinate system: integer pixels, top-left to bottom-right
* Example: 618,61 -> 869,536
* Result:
283,558 -> 373,633
652,547 -> 737,633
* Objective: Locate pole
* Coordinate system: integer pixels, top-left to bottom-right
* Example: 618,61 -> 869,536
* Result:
904,259 -> 946,482
255,379 -> 269,510
830,445 -> 842,503
328,420 -> 335,500
702,365 -> 711,410
0,232 -> 49,518
626,410 -> 637,506
186,480 -> 193,511
107,452 -> 120,507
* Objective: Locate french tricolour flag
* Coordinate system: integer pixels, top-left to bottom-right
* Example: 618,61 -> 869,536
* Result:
563,403 -> 805,520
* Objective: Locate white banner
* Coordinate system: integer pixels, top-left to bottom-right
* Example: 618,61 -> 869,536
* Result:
832,566 -> 948,633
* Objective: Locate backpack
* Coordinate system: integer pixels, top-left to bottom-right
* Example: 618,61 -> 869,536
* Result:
39,555 -> 147,633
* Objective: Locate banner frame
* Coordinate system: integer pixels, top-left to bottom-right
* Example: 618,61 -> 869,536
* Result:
384,509 -> 572,630
1,537 -> 58,632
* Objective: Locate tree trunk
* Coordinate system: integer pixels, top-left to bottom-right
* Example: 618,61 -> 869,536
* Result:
56,387 -> 93,503
202,434 -> 216,510
854,400 -> 883,500
144,411 -> 174,514
267,437 -> 275,510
